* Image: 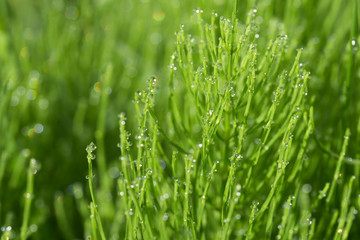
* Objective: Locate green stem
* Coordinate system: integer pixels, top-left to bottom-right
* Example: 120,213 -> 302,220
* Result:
86,143 -> 107,240
20,158 -> 38,240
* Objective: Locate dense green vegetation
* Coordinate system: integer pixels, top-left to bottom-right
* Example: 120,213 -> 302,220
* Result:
0,0 -> 359,239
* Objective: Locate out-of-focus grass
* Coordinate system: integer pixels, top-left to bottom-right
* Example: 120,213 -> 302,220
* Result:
0,0 -> 359,239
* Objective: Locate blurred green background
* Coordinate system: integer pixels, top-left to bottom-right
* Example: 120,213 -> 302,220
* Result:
0,0 -> 359,238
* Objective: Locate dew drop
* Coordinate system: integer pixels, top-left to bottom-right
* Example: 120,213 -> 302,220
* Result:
163,213 -> 169,221
30,224 -> 38,232
30,158 -> 41,174
302,184 -> 312,194
34,123 -> 44,133
86,142 -> 97,152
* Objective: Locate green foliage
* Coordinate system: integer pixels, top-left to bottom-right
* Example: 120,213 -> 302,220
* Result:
0,0 -> 359,239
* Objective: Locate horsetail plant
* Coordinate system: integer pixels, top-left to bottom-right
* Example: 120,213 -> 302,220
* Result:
82,6 -> 359,239
1,0 -> 360,239
20,159 -> 40,240
86,143 -> 106,240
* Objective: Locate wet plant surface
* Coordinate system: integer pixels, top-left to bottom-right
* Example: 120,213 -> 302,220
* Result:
0,0 -> 360,239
